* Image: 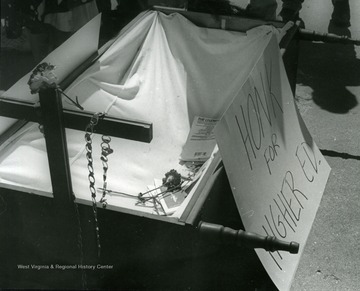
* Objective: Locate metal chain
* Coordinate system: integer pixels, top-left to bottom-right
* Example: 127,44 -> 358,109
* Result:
85,112 -> 105,258
100,135 -> 113,208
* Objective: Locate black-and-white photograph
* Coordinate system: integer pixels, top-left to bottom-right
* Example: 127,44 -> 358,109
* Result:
0,0 -> 359,290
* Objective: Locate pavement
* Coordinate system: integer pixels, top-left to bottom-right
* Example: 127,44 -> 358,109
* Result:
280,0 -> 360,290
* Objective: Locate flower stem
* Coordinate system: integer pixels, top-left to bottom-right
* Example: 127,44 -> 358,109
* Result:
57,88 -> 84,110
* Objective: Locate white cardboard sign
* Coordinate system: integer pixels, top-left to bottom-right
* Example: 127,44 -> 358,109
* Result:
180,116 -> 218,162
215,35 -> 331,291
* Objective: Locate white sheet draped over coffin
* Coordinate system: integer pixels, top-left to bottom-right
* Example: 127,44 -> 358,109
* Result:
0,11 -> 275,216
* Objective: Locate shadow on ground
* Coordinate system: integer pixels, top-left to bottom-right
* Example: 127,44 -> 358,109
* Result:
297,20 -> 359,113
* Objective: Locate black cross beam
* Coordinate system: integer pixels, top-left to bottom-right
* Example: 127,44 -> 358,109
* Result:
0,97 -> 153,143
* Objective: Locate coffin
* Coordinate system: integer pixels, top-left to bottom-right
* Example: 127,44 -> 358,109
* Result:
0,8 -> 323,291
0,9 -> 291,224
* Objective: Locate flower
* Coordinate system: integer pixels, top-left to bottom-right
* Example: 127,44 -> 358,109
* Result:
28,62 -> 58,94
138,169 -> 183,203
27,62 -> 84,110
162,169 -> 182,191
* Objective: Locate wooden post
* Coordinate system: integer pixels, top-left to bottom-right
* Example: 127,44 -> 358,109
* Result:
39,88 -> 74,204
